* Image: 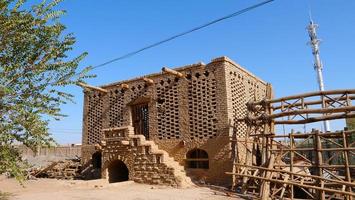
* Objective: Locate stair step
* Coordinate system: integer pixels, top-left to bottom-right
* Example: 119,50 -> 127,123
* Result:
123,133 -> 194,187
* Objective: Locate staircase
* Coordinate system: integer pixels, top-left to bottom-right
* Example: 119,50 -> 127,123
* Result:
103,126 -> 193,188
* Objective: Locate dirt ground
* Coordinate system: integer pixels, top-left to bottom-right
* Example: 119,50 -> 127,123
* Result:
0,176 -> 243,200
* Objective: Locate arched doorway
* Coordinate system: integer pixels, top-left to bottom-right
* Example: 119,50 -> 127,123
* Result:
108,160 -> 129,183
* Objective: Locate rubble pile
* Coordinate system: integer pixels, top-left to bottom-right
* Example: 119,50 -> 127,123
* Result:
31,158 -> 82,180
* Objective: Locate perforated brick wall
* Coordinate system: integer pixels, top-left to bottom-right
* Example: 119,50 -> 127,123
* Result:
108,89 -> 124,128
106,82 -> 150,131
229,71 -> 249,138
227,63 -> 268,138
156,78 -> 180,139
86,92 -> 104,144
127,83 -> 148,101
83,58 -> 269,142
187,70 -> 218,139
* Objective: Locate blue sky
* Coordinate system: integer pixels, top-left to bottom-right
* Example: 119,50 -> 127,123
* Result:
46,0 -> 355,144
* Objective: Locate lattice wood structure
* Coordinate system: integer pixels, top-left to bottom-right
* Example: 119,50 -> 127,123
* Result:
228,89 -> 355,199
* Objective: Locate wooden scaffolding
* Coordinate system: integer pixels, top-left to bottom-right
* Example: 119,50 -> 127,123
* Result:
227,89 -> 355,199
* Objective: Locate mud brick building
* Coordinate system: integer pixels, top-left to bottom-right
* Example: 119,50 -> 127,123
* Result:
81,56 -> 271,187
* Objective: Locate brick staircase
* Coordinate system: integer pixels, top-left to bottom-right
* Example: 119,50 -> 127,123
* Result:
103,126 -> 193,187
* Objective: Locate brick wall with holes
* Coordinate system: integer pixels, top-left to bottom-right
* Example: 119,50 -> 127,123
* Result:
81,56 -> 271,185
224,59 -> 270,138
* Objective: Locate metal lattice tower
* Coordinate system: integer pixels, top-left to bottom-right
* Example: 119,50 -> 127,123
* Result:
307,20 -> 331,132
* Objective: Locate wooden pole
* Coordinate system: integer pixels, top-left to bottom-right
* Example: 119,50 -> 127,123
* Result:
260,88 -> 275,199
241,125 -> 251,194
231,164 -> 355,188
315,130 -> 325,200
265,106 -> 355,119
229,120 -> 237,190
252,89 -> 355,105
272,95 -> 355,110
77,82 -> 108,93
342,130 -> 353,200
271,130 -> 355,139
274,112 -> 355,125
290,131 -> 294,200
120,83 -> 129,90
143,77 -> 154,85
260,153 -> 275,200
162,67 -> 185,78
226,172 -> 355,197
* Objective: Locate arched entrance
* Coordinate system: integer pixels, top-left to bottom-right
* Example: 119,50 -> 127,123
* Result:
108,160 -> 129,183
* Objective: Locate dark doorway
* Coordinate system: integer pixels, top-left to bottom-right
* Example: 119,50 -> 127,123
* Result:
92,151 -> 102,169
108,160 -> 129,183
131,103 -> 149,140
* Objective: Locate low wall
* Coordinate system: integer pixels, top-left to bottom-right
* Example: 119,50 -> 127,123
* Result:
18,145 -> 81,167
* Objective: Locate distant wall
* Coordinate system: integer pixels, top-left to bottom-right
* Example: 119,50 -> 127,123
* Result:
18,145 -> 81,167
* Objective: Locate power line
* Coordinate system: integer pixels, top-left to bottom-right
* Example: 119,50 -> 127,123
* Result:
91,0 -> 275,70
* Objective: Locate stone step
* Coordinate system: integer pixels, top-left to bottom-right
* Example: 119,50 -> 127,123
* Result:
125,134 -> 193,187
128,135 -> 146,146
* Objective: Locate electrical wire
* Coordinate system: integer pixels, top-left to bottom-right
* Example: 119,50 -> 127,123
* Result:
90,0 -> 275,70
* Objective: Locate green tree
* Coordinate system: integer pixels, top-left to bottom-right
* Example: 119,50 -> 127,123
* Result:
0,0 -> 93,181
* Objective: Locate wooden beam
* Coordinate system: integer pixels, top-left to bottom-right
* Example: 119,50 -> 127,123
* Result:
77,82 -> 108,93
226,172 -> 355,197
272,95 -> 355,111
143,77 -> 154,85
236,113 -> 355,125
269,147 -> 355,152
231,164 -> 355,188
274,112 -> 355,124
271,130 -> 355,139
290,132 -> 294,199
265,106 -> 355,120
246,107 -> 355,124
260,154 -> 275,200
342,130 -> 353,197
120,83 -> 129,90
261,89 -> 355,105
272,164 -> 355,168
162,67 -> 185,78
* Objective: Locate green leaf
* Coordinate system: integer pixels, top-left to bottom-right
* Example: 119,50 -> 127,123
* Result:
0,0 -> 94,182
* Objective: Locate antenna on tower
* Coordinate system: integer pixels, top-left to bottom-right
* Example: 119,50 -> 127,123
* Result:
308,5 -> 313,23
307,17 -> 331,132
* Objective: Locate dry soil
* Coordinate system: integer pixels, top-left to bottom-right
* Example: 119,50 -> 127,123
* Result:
0,176 -> 242,200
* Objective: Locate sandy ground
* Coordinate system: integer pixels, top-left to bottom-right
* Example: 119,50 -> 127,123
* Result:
0,177 -> 243,200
